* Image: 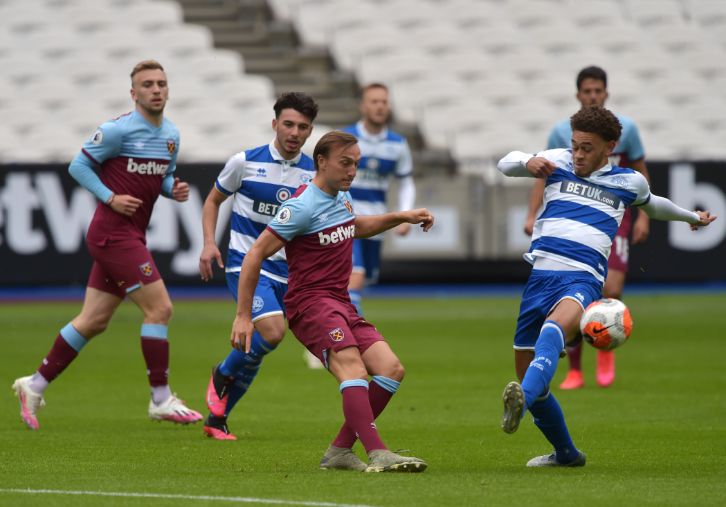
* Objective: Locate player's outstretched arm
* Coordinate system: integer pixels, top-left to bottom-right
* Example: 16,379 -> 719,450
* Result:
199,187 -> 228,281
355,208 -> 434,238
640,194 -> 717,229
231,229 -> 285,353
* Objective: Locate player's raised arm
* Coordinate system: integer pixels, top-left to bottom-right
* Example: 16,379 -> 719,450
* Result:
231,229 -> 286,353
354,208 -> 434,238
199,187 -> 228,281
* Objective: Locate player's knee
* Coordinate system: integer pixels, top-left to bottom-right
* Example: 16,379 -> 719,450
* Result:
256,317 -> 286,346
75,314 -> 109,338
372,357 -> 405,382
387,360 -> 405,382
145,301 -> 173,324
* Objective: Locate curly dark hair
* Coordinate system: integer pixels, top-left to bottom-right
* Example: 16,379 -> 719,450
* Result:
570,106 -> 622,142
273,92 -> 319,122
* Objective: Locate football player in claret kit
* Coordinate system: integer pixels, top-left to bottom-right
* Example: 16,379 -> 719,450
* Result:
12,60 -> 203,430
498,106 -> 715,467
199,92 -> 318,440
230,131 -> 434,472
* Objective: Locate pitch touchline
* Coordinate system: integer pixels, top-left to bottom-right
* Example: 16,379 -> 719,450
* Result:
0,488 -> 381,507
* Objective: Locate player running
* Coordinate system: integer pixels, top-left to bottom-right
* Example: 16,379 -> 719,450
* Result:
499,106 -> 715,467
12,60 -> 202,430
199,92 -> 318,440
231,131 -> 433,472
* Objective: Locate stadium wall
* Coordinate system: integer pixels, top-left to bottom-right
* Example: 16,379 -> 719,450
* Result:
0,162 -> 724,286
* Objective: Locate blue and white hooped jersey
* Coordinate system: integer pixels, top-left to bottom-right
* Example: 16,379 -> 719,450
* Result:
214,142 -> 315,283
343,121 -> 412,217
528,149 -> 651,283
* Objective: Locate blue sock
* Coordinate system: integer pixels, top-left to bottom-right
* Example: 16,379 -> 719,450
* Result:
349,289 -> 363,315
529,391 -> 579,463
521,320 -> 565,407
222,331 -> 277,417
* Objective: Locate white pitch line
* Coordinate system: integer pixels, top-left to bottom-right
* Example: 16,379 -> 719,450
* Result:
0,488 -> 381,507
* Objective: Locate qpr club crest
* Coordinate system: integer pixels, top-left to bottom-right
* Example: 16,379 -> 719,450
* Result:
328,328 -> 345,342
252,296 -> 265,313
138,262 -> 153,277
343,200 -> 354,214
366,158 -> 379,170
166,139 -> 176,155
276,187 -> 291,202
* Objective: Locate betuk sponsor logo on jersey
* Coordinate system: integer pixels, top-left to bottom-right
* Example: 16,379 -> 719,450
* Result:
127,158 -> 169,175
561,181 -> 620,209
318,224 -> 355,245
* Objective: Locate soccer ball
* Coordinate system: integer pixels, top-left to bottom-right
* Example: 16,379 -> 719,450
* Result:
580,298 -> 633,350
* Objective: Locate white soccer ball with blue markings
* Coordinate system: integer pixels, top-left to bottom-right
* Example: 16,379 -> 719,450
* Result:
579,298 -> 633,351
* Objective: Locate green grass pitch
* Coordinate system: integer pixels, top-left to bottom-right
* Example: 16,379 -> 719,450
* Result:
1,293 -> 725,506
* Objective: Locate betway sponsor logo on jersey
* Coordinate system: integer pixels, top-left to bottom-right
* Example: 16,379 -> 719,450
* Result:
318,224 -> 355,245
561,181 -> 620,209
127,158 -> 169,175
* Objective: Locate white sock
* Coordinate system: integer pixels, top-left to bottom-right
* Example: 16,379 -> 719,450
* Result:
29,372 -> 49,394
151,385 -> 172,405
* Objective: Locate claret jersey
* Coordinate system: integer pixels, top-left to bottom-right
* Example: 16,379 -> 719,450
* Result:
267,183 -> 357,317
82,110 -> 179,241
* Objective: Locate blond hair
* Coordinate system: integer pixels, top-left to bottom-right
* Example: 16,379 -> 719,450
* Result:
130,60 -> 165,81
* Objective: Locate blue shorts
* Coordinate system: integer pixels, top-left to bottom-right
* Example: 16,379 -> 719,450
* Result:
352,238 -> 382,284
225,271 -> 287,322
513,270 -> 602,350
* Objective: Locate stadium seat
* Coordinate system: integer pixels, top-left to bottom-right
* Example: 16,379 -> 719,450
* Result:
687,0 -> 726,29
357,50 -> 431,86
568,0 -> 627,27
626,0 -> 686,27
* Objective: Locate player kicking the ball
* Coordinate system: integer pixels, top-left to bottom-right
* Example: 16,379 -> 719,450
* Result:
231,131 -> 433,472
498,106 -> 715,467
12,60 -> 202,430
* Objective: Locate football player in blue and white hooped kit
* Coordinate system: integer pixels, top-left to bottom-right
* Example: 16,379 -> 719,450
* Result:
498,106 -> 716,468
343,83 -> 415,315
198,92 -> 318,440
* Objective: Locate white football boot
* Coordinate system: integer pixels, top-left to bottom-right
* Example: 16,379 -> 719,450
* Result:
12,376 -> 45,430
148,393 -> 203,424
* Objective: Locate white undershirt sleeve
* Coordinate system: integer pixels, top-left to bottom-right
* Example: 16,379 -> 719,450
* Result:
497,151 -> 535,177
639,194 -> 700,224
397,175 -> 415,211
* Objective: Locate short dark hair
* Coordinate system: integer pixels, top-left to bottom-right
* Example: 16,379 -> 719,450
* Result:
576,66 -> 607,90
130,60 -> 164,81
570,106 -> 622,142
313,131 -> 358,170
273,92 -> 318,122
